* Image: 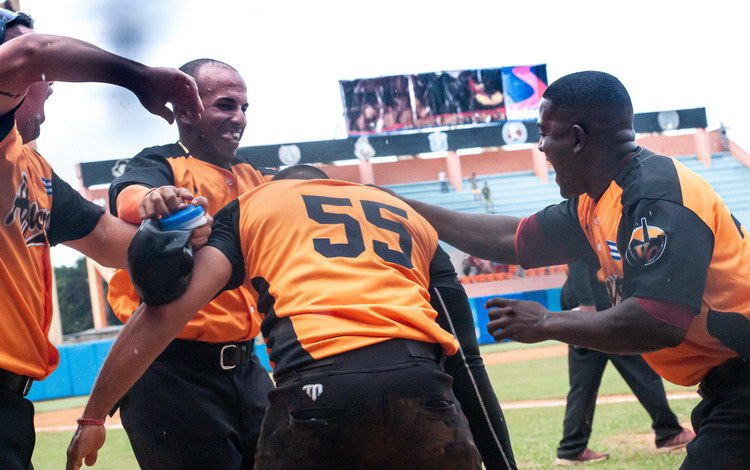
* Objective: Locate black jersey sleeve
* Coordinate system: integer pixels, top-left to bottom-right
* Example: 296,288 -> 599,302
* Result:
535,198 -> 599,266
108,150 -> 175,214
428,245 -> 463,290
47,172 -> 105,246
619,198 -> 713,313
206,199 -> 246,292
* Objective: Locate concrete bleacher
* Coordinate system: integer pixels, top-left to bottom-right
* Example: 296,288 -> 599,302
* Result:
677,152 -> 750,226
385,152 -> 750,226
386,170 -> 562,216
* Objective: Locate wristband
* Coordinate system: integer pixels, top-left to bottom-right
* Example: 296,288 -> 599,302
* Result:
77,418 -> 105,426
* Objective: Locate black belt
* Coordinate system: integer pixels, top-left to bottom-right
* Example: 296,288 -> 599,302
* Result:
0,368 -> 32,396
698,357 -> 750,398
156,339 -> 254,371
277,339 -> 444,384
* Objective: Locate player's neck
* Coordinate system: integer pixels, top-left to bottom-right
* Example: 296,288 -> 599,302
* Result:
177,140 -> 233,170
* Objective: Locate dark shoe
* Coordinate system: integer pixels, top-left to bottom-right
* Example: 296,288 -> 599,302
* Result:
554,449 -> 610,466
656,428 -> 695,453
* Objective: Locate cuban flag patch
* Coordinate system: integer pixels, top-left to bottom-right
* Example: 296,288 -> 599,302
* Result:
41,176 -> 53,196
606,240 -> 621,261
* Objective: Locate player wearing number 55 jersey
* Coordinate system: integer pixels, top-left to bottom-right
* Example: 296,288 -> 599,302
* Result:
68,167 -> 482,470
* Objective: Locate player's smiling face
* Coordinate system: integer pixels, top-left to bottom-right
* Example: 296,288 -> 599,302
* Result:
537,99 -> 587,199
190,64 -> 248,166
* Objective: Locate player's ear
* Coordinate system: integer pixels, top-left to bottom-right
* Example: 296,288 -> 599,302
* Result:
572,124 -> 587,153
175,107 -> 196,126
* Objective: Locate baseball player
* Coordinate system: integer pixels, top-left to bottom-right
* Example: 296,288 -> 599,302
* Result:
67,166 -> 484,470
555,261 -> 693,465
0,9 -> 203,470
106,58 -> 274,469
382,71 -> 750,469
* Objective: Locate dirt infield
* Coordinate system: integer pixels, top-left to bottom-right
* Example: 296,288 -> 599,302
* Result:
34,344 -> 699,432
481,344 -> 569,365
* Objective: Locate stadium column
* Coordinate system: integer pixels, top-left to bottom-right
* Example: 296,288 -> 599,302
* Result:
358,158 -> 375,184
531,145 -> 549,184
86,257 -> 109,329
446,151 -> 463,192
694,128 -> 712,168
727,139 -> 750,167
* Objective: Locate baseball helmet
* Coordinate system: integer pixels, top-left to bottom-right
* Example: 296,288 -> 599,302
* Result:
127,219 -> 194,306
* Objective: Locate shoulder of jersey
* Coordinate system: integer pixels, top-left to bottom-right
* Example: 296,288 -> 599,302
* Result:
616,150 -> 683,208
131,143 -> 188,161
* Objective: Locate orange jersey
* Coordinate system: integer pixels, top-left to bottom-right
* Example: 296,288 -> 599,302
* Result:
517,148 -> 750,386
207,179 -> 459,377
107,143 -> 269,342
1,118 -> 104,378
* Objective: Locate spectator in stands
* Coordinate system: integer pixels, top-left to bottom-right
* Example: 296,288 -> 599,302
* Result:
470,172 -> 481,201
482,181 -> 494,213
439,170 -> 451,193
719,123 -> 729,152
554,262 -> 694,465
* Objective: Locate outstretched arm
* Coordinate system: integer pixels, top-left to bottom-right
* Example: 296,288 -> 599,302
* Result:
65,247 -> 231,469
486,297 -> 687,355
0,33 -> 202,121
378,188 -> 521,263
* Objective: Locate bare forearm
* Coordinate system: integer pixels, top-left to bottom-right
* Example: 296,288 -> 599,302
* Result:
81,306 -> 182,419
400,196 -> 520,263
3,34 -> 145,94
542,299 -> 686,354
81,247 -> 231,419
64,214 -> 136,269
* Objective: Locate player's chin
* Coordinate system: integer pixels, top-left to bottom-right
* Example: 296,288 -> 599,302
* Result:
214,141 -> 240,159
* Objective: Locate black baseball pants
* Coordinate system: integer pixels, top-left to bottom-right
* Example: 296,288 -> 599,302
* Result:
255,339 -> 482,470
0,388 -> 35,470
119,339 -> 273,470
557,346 -> 684,458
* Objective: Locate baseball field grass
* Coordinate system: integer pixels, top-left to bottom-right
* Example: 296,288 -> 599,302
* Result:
32,341 -> 699,469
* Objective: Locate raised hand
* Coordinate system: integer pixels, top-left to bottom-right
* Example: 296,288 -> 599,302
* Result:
133,67 -> 203,124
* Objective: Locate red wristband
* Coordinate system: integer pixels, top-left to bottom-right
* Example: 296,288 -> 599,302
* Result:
77,418 -> 105,426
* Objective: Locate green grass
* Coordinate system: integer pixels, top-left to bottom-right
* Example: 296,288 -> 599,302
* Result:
505,399 -> 698,469
33,346 -> 699,469
33,429 -> 138,470
486,355 -> 696,403
33,396 -> 89,413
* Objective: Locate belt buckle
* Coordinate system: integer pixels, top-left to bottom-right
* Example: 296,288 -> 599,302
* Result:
220,344 -> 238,370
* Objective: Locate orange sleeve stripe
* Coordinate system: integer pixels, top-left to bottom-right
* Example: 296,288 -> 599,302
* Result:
116,185 -> 156,224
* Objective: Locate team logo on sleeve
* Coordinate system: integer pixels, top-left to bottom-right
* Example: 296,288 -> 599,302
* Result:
625,217 -> 667,266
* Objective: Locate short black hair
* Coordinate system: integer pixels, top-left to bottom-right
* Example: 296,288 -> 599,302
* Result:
272,165 -> 329,181
179,58 -> 237,80
543,71 -> 633,120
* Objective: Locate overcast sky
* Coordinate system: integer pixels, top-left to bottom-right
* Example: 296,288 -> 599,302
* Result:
23,0 -> 749,266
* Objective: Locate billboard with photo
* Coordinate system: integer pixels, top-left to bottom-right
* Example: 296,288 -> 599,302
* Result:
340,64 -> 546,136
